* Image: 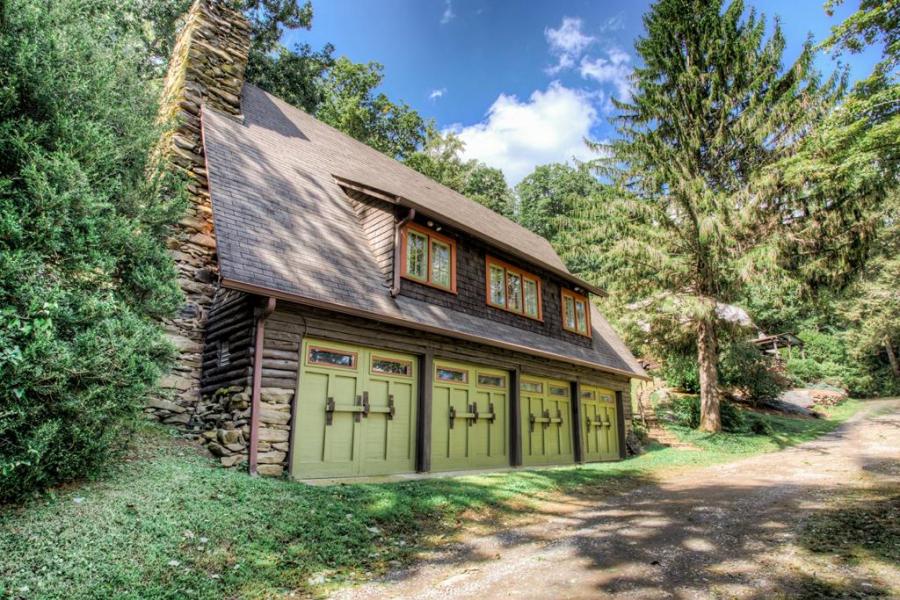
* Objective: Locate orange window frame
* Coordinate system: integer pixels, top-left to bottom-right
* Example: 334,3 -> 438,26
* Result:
400,222 -> 457,293
561,288 -> 592,338
484,256 -> 543,321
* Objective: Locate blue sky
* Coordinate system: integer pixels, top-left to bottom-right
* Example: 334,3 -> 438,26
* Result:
284,0 -> 880,184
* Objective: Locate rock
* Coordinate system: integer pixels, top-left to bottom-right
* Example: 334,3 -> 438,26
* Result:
257,451 -> 286,464
217,429 -> 243,445
260,388 -> 294,404
259,407 -> 290,425
147,398 -> 186,413
189,232 -> 216,249
167,333 -> 202,354
257,464 -> 283,477
225,443 -> 245,452
164,413 -> 191,425
160,375 -> 192,392
220,455 -> 245,468
202,430 -> 218,441
257,427 -> 289,442
272,442 -> 290,452
207,442 -> 230,457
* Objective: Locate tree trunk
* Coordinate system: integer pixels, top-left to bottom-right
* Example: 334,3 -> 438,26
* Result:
885,336 -> 900,378
697,318 -> 722,432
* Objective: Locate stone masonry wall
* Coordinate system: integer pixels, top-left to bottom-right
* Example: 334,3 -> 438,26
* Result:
152,0 -> 250,422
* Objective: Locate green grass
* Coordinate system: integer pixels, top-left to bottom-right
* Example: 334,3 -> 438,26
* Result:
667,399 -> 862,454
0,400 -> 866,600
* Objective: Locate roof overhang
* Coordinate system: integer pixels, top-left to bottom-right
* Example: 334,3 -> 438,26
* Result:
221,276 -> 647,380
332,175 -> 607,298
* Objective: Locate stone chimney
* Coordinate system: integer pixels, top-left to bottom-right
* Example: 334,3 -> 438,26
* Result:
152,0 -> 251,424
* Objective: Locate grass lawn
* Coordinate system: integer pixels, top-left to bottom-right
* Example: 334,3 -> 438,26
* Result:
0,400 -> 864,599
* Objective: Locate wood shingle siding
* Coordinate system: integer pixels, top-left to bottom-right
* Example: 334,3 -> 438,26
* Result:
346,188 -> 395,285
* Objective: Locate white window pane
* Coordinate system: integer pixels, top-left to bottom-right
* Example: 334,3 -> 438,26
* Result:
575,300 -> 587,333
431,240 -> 451,287
407,231 -> 427,279
489,265 -> 506,306
524,279 -> 539,317
508,272 -> 522,312
565,296 -> 576,329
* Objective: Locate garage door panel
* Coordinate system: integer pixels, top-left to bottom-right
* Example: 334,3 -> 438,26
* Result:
580,385 -> 619,462
431,361 -> 509,472
295,371 -> 331,464
291,339 -> 417,479
521,377 -> 575,466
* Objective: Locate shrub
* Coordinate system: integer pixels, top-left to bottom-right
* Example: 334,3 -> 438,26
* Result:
662,341 -> 785,402
667,394 -> 747,432
661,354 -> 700,393
0,0 -> 182,502
785,328 -> 896,397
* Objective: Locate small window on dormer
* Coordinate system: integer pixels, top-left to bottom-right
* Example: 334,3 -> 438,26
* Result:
485,256 -> 542,321
561,289 -> 591,337
402,222 -> 457,293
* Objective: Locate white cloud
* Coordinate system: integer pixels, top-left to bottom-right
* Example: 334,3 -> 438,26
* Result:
598,14 -> 625,33
579,48 -> 633,99
440,0 -> 455,24
448,82 -> 599,185
429,88 -> 446,101
544,17 -> 595,75
546,17 -> 594,56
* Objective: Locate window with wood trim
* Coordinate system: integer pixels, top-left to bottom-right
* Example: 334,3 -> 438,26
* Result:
401,222 -> 457,292
485,256 -> 542,320
561,288 -> 591,337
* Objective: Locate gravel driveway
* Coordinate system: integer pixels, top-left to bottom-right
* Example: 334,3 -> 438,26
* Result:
331,399 -> 900,599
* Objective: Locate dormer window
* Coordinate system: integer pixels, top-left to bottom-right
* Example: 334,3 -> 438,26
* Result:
401,222 -> 457,293
561,289 -> 591,337
485,256 -> 542,321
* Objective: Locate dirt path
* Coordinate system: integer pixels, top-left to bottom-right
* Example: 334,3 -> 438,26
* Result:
331,399 -> 900,599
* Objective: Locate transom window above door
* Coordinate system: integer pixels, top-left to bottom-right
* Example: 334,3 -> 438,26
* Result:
485,256 -> 542,321
401,222 -> 457,293
561,288 -> 591,337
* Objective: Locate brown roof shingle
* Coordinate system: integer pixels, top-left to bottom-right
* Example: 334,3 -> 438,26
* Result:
201,84 -> 645,378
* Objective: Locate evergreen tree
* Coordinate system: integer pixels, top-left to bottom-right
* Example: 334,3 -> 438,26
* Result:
0,0 -> 182,500
582,0 -> 840,431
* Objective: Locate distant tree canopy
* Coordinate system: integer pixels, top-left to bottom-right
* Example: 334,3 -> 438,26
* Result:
515,162 -> 603,245
405,129 -> 516,217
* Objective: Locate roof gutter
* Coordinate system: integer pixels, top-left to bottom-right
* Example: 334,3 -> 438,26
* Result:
390,208 -> 415,297
221,277 -> 650,381
248,296 -> 276,476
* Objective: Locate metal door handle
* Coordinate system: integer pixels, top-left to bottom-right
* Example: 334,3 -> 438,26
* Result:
364,394 -> 396,420
325,395 -> 365,425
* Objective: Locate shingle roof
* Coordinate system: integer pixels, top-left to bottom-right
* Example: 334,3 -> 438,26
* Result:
201,84 -> 646,378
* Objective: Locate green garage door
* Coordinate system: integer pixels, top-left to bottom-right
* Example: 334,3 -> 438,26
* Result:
431,360 -> 509,472
580,385 -> 619,462
290,339 -> 417,478
520,376 -> 574,466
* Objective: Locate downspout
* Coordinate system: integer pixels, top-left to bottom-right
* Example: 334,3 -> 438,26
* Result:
390,208 -> 416,297
248,296 -> 276,475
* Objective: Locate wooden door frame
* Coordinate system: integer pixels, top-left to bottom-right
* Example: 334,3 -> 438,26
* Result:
416,350 -> 434,472
615,390 -> 626,460
571,380 -> 584,463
